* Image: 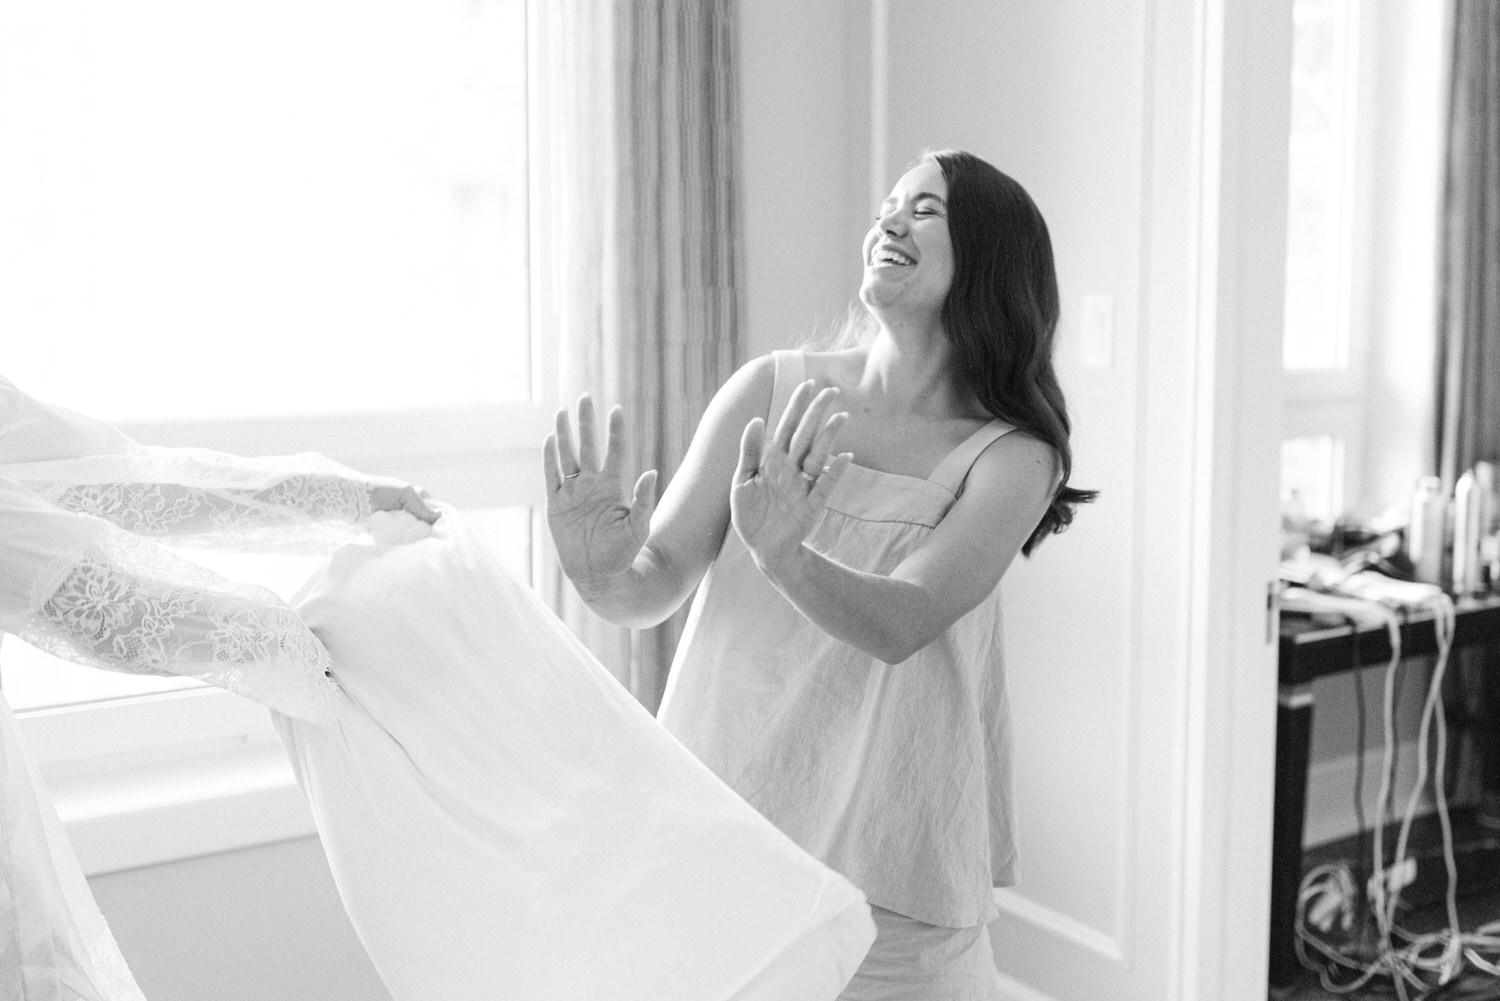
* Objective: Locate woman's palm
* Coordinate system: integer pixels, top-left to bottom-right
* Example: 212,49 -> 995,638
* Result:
543,397 -> 658,587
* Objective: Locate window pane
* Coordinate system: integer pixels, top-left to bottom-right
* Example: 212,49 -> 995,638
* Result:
0,0 -> 529,419
1282,434 -> 1345,525
0,1 -> 535,713
463,506 -> 535,584
1,507 -> 535,711
1283,0 -> 1352,371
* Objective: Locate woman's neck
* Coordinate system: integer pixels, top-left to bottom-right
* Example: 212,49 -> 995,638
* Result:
849,326 -> 979,420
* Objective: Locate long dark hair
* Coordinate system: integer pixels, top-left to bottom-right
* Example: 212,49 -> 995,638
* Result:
928,149 -> 1095,554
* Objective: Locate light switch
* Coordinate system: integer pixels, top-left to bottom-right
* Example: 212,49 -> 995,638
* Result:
1079,294 -> 1114,369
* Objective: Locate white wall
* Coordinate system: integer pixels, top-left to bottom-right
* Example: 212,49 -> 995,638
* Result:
741,2 -> 1290,998
89,837 -> 389,1001
737,3 -> 871,353
744,0 -> 1150,941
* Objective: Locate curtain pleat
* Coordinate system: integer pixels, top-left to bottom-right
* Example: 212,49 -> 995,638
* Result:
1436,1 -> 1500,487
538,0 -> 743,711
1436,1 -> 1500,809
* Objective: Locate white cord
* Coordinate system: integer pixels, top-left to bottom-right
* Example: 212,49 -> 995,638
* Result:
1293,589 -> 1500,996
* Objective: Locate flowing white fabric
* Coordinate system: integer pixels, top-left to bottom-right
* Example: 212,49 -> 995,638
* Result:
0,695 -> 146,1001
275,509 -> 875,1001
1,375 -> 364,999
2,374 -> 874,998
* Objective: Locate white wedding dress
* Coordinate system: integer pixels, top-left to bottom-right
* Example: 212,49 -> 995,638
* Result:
0,376 -> 874,1001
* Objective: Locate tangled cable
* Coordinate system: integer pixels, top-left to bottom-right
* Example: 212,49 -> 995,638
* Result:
1292,584 -> 1500,998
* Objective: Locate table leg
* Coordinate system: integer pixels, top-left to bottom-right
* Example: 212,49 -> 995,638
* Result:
1269,684 -> 1314,988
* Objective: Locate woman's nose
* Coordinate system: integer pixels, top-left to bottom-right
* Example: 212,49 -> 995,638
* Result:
878,210 -> 907,236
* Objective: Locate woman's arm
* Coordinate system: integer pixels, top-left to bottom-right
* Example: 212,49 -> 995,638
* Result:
12,450 -> 436,549
0,474 -> 340,723
4,374 -> 434,547
735,419 -> 1058,665
545,355 -> 785,628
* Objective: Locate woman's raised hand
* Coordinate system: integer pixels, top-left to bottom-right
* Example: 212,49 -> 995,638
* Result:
731,381 -> 852,568
544,395 -> 659,588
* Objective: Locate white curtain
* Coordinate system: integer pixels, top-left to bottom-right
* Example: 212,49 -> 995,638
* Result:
532,0 -> 744,711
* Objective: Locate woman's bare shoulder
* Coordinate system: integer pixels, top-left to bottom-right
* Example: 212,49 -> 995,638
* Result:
972,430 -> 1061,495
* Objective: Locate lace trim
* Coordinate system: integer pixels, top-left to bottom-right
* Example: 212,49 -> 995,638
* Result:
17,530 -> 340,723
49,475 -> 370,544
26,532 -> 102,623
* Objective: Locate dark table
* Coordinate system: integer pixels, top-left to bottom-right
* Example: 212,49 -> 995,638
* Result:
1268,592 -> 1500,986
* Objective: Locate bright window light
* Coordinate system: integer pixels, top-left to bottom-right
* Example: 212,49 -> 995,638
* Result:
1282,0 -> 1355,372
0,0 -> 534,711
1282,434 -> 1345,526
0,0 -> 529,419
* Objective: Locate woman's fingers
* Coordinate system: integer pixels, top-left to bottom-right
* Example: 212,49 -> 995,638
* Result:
542,434 -> 563,492
553,407 -> 581,478
770,380 -> 816,452
601,405 -> 628,479
735,417 -> 766,484
403,488 -> 441,524
369,483 -> 441,522
800,410 -> 848,479
770,380 -> 845,470
788,387 -> 844,470
627,469 -> 660,539
575,395 -> 600,471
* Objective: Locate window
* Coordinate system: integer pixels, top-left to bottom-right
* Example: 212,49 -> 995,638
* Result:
1281,0 -> 1364,527
0,0 -> 548,870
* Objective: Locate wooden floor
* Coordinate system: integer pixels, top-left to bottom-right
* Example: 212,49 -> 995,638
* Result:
1272,809 -> 1500,1000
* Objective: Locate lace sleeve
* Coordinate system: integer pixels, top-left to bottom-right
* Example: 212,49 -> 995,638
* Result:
9,528 -> 341,724
11,448 -> 375,551
47,474 -> 371,543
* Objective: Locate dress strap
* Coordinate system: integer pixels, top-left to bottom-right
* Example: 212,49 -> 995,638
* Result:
928,420 -> 1016,496
766,350 -> 807,426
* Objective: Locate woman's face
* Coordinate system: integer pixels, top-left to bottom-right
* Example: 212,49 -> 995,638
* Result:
859,159 -> 955,321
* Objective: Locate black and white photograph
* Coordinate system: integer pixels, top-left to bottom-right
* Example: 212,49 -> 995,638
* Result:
1,2 -> 1496,999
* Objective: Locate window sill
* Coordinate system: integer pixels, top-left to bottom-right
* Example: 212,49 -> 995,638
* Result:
47,734 -> 315,877
21,690 -> 317,877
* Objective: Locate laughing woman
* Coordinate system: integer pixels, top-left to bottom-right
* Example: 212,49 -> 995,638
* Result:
546,148 -> 1094,999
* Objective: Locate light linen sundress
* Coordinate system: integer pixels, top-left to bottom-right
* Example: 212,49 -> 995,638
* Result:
658,350 -> 1021,931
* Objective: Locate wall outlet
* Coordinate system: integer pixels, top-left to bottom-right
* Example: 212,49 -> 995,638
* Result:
1078,294 -> 1114,369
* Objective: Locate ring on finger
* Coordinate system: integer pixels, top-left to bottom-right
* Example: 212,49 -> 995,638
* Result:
563,470 -> 581,480
798,469 -> 819,483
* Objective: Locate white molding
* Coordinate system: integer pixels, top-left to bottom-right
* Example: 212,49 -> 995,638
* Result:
993,889 -> 1125,963
48,734 -> 315,877
1166,0 -> 1290,998
20,689 -> 275,767
19,689 -> 317,876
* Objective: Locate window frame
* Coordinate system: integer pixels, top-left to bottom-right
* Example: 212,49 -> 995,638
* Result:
10,1 -> 556,876
1281,0 -> 1370,521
